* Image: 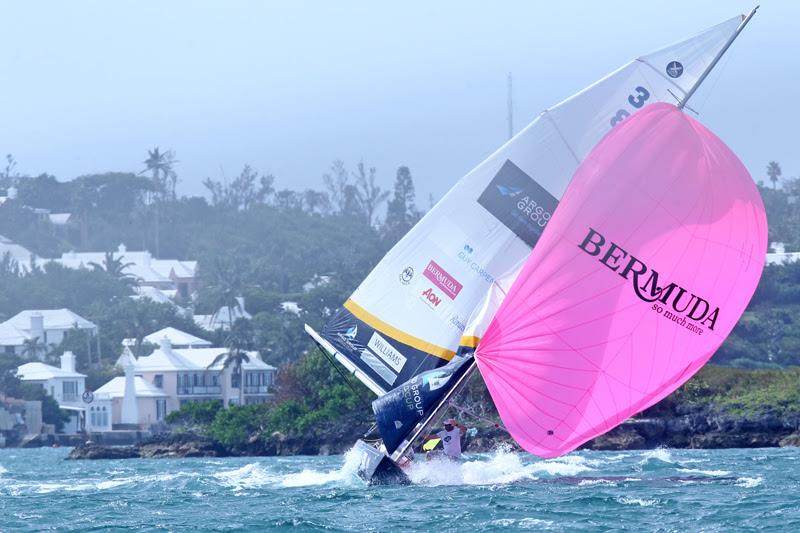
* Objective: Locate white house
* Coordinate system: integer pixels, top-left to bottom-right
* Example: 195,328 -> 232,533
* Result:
0,309 -> 98,358
193,297 -> 252,332
0,234 -> 40,272
134,338 -> 276,413
16,352 -> 91,434
95,358 -> 168,430
767,242 -> 800,266
143,327 -> 212,349
54,244 -> 198,301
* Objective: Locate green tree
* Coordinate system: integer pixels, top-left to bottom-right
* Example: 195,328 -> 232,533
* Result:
382,166 -> 420,245
209,319 -> 254,406
141,147 -> 178,256
767,161 -> 782,190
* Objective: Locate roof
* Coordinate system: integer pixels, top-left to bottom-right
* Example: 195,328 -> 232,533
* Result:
131,285 -> 175,305
55,244 -> 197,285
194,302 -> 252,332
766,252 -> 800,266
17,361 -> 87,380
0,234 -> 39,271
135,346 -> 275,373
95,376 -> 167,399
3,309 -> 97,332
143,327 -> 211,348
0,322 -> 28,345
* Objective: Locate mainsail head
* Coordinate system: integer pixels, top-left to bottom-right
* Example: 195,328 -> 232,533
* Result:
474,103 -> 767,458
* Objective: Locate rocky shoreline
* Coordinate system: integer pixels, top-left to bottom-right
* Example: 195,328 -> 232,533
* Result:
67,408 -> 800,460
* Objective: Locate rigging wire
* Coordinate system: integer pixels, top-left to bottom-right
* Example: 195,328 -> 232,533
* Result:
449,401 -> 509,434
315,346 -> 373,412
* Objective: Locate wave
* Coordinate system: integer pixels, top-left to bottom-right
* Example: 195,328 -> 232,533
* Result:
407,446 -> 592,486
616,496 -> 658,507
677,468 -> 731,477
735,476 -> 763,488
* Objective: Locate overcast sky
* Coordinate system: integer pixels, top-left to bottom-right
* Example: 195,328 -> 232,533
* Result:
0,1 -> 796,204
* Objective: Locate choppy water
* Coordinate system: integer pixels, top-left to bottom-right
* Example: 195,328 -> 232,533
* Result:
1,446 -> 798,531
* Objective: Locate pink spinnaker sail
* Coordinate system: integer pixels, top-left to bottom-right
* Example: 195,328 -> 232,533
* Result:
475,103 -> 767,458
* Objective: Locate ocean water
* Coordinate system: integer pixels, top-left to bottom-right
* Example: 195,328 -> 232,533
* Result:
0,447 -> 798,531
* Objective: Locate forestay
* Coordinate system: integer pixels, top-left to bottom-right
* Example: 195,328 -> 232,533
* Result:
316,15 -> 746,396
475,103 -> 767,458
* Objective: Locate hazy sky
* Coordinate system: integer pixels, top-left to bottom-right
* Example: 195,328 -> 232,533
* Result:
1,1 -> 796,205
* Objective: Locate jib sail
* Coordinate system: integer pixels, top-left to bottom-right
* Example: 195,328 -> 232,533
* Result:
308,14 -> 745,397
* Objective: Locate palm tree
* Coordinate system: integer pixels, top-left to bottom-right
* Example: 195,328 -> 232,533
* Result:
141,147 -> 178,257
767,161 -> 782,190
89,251 -> 139,287
208,319 -> 253,407
21,336 -> 49,360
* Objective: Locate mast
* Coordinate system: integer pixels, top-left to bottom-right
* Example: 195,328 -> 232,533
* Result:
678,6 -> 759,110
507,72 -> 513,140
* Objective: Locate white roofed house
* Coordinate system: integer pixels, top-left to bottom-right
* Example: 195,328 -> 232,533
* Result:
15,352 -> 108,434
133,338 -> 276,415
0,309 -> 98,359
0,234 -> 40,273
54,243 -> 198,303
95,351 -> 167,430
143,327 -> 212,349
194,297 -> 252,332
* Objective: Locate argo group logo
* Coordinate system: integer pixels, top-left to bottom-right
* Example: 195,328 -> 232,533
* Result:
478,160 -> 559,248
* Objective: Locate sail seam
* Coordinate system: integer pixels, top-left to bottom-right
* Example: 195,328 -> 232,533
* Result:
542,111 -> 581,165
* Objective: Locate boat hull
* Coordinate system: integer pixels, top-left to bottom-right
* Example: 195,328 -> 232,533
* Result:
352,439 -> 411,485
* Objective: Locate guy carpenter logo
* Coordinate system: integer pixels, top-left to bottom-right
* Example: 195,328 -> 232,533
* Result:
666,61 -> 684,78
578,227 -> 719,333
457,243 -> 494,284
423,260 -> 462,299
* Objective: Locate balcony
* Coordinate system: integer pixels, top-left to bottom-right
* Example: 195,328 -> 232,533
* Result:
243,385 -> 271,395
177,386 -> 222,396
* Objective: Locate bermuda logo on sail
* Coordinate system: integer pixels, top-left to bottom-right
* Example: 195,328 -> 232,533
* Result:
578,227 -> 720,332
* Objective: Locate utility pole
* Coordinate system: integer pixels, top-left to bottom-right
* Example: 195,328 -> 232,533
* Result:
507,72 -> 513,140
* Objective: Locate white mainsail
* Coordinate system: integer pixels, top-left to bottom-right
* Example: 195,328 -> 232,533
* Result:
311,14 -> 746,397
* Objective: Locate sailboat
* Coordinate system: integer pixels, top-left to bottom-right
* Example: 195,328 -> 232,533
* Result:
306,8 -> 765,484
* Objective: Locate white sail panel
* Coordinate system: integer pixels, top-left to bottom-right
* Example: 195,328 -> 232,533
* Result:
314,14 -> 745,394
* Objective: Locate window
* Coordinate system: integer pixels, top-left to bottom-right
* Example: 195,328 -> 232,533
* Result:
156,399 -> 167,421
63,381 -> 78,401
231,373 -> 240,388
101,406 -> 108,427
193,374 -> 199,387
154,375 -> 163,388
212,374 -> 219,387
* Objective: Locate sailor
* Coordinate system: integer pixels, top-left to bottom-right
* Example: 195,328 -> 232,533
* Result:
426,418 -> 467,460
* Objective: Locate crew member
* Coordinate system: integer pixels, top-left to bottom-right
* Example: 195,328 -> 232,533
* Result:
426,418 -> 467,460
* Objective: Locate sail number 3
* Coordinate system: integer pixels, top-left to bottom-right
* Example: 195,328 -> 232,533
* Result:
609,86 -> 650,127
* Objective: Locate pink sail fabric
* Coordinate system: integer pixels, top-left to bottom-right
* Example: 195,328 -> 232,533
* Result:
475,103 -> 767,458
